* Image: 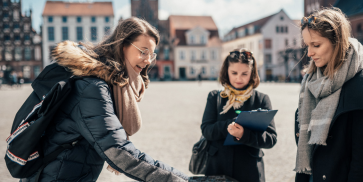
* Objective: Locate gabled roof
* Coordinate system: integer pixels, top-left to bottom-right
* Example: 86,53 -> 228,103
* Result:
169,15 -> 218,30
42,1 -> 114,16
334,0 -> 363,17
225,13 -> 277,37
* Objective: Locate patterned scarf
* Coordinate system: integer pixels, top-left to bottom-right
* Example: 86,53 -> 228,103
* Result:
219,84 -> 253,114
294,38 -> 363,175
107,59 -> 145,175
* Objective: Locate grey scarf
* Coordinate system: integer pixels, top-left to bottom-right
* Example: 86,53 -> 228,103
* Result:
294,38 -> 363,174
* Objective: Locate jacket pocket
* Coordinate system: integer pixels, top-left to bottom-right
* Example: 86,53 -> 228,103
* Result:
246,147 -> 264,158
208,145 -> 218,156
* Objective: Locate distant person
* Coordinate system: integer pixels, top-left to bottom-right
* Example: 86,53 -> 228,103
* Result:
19,17 -> 188,182
201,48 -> 277,182
198,72 -> 202,85
294,8 -> 363,182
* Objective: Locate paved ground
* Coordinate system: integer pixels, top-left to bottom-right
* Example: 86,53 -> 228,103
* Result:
0,81 -> 300,182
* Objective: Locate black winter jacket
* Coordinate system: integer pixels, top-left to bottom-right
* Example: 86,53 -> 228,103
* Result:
294,70 -> 363,182
201,89 -> 277,182
22,41 -> 188,182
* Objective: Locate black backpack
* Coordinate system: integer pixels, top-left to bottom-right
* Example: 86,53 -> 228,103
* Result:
5,63 -> 81,181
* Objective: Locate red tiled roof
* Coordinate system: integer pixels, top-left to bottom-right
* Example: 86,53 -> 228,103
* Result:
169,15 -> 218,30
42,1 -> 114,16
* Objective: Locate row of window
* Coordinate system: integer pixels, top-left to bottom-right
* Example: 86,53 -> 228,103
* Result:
3,34 -> 31,41
179,50 -> 217,60
48,16 -> 110,23
276,26 -> 288,33
189,35 -> 207,44
188,66 -> 216,76
0,47 -> 33,61
48,26 -> 110,41
2,23 -> 30,30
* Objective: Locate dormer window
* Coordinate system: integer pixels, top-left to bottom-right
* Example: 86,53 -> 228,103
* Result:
201,36 -> 205,44
190,35 -> 195,44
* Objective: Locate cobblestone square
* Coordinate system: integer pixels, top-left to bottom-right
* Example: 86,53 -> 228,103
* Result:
0,81 -> 300,182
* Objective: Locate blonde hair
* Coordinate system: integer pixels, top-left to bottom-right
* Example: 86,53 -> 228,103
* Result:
302,7 -> 351,79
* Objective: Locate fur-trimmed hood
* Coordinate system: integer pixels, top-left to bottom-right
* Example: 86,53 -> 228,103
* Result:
52,40 -> 126,86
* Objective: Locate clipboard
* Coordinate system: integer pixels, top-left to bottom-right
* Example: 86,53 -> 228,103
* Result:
223,109 -> 278,146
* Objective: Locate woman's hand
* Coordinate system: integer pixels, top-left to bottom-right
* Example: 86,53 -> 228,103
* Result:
227,122 -> 244,140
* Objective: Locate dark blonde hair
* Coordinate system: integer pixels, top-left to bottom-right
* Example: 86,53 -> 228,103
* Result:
219,48 -> 260,88
302,7 -> 351,79
81,17 -> 160,88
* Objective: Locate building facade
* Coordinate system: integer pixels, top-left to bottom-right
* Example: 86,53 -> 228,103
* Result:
131,0 -> 158,29
223,10 -> 302,82
0,0 -> 42,83
170,15 -> 222,80
42,1 -> 114,67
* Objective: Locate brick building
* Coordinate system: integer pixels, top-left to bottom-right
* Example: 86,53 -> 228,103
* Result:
0,0 -> 42,83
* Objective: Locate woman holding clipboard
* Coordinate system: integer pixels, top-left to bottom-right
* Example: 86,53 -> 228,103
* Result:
201,49 -> 277,182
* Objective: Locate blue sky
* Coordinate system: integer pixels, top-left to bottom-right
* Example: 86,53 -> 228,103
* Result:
22,0 -> 304,36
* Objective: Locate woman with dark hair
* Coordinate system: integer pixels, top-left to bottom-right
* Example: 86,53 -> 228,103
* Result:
21,17 -> 188,182
201,49 -> 277,182
294,7 -> 363,182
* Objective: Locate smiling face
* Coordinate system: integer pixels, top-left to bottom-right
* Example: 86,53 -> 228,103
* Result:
228,62 -> 252,89
123,35 -> 156,73
302,28 -> 334,68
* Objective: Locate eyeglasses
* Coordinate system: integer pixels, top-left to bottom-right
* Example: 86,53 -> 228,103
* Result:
229,50 -> 253,59
301,15 -> 317,27
130,42 -> 157,63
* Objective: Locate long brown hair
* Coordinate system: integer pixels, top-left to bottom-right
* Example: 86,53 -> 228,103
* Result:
219,48 -> 260,88
80,17 -> 160,88
302,7 -> 351,79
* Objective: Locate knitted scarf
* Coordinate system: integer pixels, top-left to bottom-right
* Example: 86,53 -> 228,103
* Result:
294,38 -> 363,175
107,59 -> 145,175
220,84 -> 253,114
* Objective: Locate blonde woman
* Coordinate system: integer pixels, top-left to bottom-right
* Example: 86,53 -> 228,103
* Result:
294,8 -> 363,182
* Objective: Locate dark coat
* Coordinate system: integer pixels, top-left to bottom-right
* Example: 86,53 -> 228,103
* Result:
201,89 -> 277,182
294,70 -> 363,182
22,41 -> 188,182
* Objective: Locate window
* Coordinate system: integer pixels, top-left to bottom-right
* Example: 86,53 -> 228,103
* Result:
280,26 -> 284,33
15,47 -> 22,61
190,67 -> 194,75
15,35 -> 20,41
4,35 -> 10,41
5,48 -> 12,61
77,27 -> 83,41
24,34 -> 30,41
285,26 -> 288,33
201,50 -> 206,60
190,35 -> 194,44
245,28 -> 249,36
62,27 -> 68,40
276,26 -> 279,33
265,39 -> 272,49
91,27 -> 97,41
105,17 -> 109,23
211,50 -> 216,60
48,27 -> 54,41
91,16 -> 96,23
191,50 -> 196,60
48,16 -> 53,23
3,2 -> 8,7
34,66 -> 41,78
265,54 -> 272,64
180,50 -> 184,60
201,36 -> 205,44
280,16 -> 284,21
210,66 -> 215,76
285,39 -> 289,46
202,67 -> 206,74
3,12 -> 9,18
14,23 -> 19,29
24,47 -> 32,60
104,26 -> 110,35
62,16 -> 67,23
77,16 -> 82,23
164,47 -> 169,60
4,24 -> 10,29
